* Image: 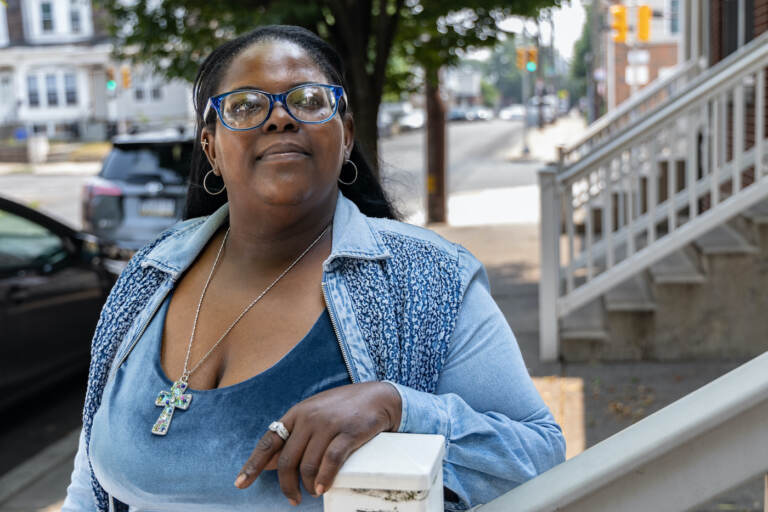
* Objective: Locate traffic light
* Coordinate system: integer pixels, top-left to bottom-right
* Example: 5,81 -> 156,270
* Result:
516,47 -> 526,70
637,5 -> 651,42
610,4 -> 628,43
121,66 -> 131,89
106,67 -> 116,91
526,47 -> 538,72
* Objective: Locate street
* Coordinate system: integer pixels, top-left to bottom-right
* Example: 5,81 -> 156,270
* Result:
1,119 -> 538,229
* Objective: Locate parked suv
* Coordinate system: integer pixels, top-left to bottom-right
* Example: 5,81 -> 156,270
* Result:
82,130 -> 193,253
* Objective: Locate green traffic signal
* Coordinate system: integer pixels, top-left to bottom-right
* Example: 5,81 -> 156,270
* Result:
526,61 -> 537,72
107,80 -> 117,91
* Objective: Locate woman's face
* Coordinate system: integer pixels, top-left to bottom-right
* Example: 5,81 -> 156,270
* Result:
203,40 -> 353,212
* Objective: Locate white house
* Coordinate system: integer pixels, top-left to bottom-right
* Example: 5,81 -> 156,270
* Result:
0,0 -> 192,140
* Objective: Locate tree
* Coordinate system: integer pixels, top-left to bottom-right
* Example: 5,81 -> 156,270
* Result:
96,0 -> 558,174
392,2 -> 559,221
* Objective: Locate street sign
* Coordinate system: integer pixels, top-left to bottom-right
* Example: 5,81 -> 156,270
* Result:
627,50 -> 650,65
625,65 -> 649,86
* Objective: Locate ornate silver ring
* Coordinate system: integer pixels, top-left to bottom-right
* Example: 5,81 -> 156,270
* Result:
268,421 -> 290,441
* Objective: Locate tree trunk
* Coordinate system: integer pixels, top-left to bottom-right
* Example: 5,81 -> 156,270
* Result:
425,67 -> 446,224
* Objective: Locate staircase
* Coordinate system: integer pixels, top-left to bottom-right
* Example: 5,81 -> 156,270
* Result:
538,32 -> 768,362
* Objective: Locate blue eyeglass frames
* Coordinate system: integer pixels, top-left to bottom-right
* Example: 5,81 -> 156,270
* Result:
203,83 -> 345,132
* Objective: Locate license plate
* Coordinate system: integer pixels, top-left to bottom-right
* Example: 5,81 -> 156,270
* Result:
139,198 -> 175,217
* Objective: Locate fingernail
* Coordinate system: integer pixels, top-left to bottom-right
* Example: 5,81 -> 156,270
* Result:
289,498 -> 298,506
315,484 -> 325,495
234,474 -> 247,487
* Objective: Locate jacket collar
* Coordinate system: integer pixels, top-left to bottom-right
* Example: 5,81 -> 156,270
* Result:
142,191 -> 391,279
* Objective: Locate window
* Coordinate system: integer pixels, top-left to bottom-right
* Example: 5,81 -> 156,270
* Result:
669,0 -> 679,34
41,2 -> 54,32
70,8 -> 81,33
64,73 -> 77,105
0,209 -> 65,272
46,74 -> 58,106
27,75 -> 40,107
134,87 -> 144,101
151,85 -> 162,100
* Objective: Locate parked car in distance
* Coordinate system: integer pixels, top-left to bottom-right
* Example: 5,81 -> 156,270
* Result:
0,196 -> 115,410
466,105 -> 494,121
398,108 -> 426,131
82,129 -> 193,252
498,104 -> 526,121
448,106 -> 470,122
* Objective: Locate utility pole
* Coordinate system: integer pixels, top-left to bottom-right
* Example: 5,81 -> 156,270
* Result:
536,18 -> 544,129
521,27 -> 530,157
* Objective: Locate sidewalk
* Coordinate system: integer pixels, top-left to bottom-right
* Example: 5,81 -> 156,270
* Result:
0,161 -> 101,176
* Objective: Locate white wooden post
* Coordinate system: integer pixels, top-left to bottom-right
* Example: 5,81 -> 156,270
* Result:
538,164 -> 560,362
324,433 -> 445,512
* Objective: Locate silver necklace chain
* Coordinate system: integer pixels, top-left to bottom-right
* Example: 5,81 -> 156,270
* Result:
180,222 -> 332,383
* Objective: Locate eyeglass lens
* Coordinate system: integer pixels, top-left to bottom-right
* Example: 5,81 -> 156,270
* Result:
220,85 -> 337,129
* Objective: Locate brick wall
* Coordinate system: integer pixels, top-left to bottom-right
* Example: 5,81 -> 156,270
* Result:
614,42 -> 678,106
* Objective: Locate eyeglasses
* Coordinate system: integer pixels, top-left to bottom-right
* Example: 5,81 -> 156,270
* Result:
204,83 -> 345,131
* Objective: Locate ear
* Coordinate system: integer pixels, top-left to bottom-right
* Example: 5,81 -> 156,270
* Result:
342,113 -> 355,160
200,127 -> 218,175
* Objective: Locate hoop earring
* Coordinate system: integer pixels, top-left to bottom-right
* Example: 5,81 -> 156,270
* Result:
203,169 -> 226,195
338,160 -> 358,186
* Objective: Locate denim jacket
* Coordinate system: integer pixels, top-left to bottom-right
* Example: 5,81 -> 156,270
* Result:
63,191 -> 565,512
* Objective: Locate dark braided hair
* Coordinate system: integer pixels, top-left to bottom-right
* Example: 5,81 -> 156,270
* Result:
185,25 -> 398,220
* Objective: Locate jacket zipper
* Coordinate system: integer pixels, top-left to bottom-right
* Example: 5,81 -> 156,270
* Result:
108,286 -> 172,383
322,281 -> 355,383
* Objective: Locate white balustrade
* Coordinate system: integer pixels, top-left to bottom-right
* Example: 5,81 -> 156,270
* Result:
324,433 -> 445,512
538,32 -> 768,361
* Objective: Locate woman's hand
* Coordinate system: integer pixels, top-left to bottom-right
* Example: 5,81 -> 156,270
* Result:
234,381 -> 402,504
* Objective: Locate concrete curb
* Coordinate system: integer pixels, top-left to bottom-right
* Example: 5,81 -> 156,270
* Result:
0,429 -> 79,505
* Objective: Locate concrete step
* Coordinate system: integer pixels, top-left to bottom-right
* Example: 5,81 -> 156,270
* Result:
561,299 -> 607,341
604,274 -> 657,312
694,223 -> 760,255
649,247 -> 706,284
742,197 -> 768,224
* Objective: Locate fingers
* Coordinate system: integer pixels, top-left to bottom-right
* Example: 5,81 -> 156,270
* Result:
235,415 -> 294,490
275,423 -> 312,505
298,432 -> 336,498
313,433 -> 359,495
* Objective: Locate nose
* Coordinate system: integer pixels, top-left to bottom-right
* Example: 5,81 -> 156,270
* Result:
262,100 -> 297,133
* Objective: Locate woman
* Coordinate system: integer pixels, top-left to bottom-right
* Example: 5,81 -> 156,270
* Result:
63,25 -> 564,511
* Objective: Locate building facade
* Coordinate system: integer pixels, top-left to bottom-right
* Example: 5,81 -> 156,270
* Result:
604,0 -> 682,109
0,0 -> 192,141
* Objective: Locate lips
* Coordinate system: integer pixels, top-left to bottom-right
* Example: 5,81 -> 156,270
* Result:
257,142 -> 310,160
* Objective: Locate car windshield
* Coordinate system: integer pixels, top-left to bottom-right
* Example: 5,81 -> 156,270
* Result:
102,142 -> 193,184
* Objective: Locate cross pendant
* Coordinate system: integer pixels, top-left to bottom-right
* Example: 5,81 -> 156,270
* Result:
152,379 -> 192,436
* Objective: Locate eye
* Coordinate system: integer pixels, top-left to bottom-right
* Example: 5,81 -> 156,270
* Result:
290,87 -> 329,110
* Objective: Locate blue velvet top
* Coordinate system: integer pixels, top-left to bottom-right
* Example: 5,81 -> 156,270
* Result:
89,292 -> 351,511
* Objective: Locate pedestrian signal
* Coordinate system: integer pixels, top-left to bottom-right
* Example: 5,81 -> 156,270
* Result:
106,67 -> 116,91
610,5 -> 627,43
637,5 -> 651,42
516,47 -> 526,70
121,66 -> 132,89
526,47 -> 538,72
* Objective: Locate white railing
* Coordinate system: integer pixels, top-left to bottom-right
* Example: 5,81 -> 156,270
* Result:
334,353 -> 768,511
539,31 -> 768,361
326,433 -> 445,511
474,350 -> 768,512
564,60 -> 701,165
